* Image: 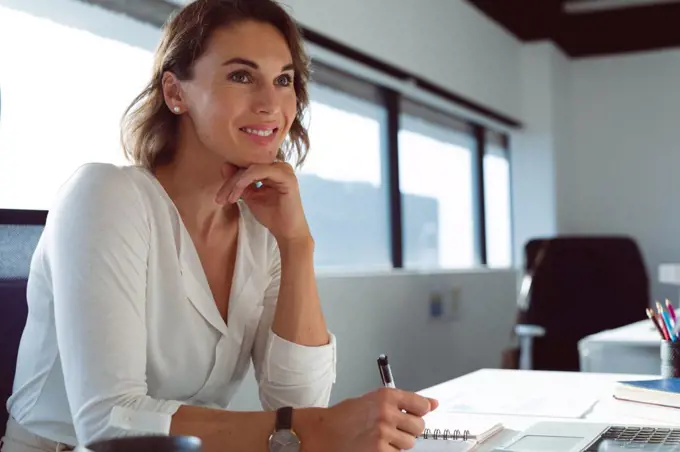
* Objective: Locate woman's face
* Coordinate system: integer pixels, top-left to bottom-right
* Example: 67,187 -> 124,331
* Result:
174,20 -> 297,168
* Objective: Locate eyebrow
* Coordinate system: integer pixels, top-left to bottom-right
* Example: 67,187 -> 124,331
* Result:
223,57 -> 294,72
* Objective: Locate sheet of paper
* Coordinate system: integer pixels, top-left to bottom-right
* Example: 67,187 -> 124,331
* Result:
412,438 -> 474,452
422,370 -> 601,418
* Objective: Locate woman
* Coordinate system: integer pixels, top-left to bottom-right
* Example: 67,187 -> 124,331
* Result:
1,0 -> 437,451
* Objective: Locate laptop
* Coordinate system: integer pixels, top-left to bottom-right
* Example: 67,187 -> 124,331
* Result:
492,421 -> 680,451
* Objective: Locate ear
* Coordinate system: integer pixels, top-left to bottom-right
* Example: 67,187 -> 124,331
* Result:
161,71 -> 185,114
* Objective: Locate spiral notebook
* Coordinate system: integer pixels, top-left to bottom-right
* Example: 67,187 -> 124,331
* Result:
413,413 -> 504,451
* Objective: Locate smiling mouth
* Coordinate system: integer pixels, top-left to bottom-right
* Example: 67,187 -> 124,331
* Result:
239,127 -> 278,137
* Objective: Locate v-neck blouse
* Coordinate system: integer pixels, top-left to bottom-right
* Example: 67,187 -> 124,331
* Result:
6,163 -> 336,447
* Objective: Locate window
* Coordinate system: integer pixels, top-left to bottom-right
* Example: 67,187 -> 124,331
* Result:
398,101 -> 476,269
484,131 -> 513,268
300,68 -> 391,270
0,0 -> 156,210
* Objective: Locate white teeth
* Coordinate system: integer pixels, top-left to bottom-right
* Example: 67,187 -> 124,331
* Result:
243,128 -> 274,137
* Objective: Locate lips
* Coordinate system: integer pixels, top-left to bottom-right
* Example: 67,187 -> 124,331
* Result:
239,124 -> 280,145
239,126 -> 279,137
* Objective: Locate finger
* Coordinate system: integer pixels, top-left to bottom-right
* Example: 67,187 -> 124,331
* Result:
395,411 -> 426,438
389,427 -> 418,450
396,391 -> 431,417
228,165 -> 293,203
215,167 -> 245,204
241,185 -> 270,203
427,398 -> 439,412
378,443 -> 400,452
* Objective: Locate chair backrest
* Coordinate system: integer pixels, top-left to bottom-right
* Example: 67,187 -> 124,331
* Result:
0,209 -> 46,437
523,235 -> 649,370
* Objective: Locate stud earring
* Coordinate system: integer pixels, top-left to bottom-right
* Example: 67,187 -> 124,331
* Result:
173,106 -> 180,114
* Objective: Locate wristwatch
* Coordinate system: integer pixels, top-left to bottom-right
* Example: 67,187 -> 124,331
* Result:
268,406 -> 301,452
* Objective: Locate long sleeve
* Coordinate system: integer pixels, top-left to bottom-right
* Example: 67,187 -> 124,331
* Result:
46,164 -> 183,445
251,243 -> 336,410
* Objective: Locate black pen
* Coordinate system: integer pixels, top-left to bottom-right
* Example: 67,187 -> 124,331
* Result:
377,354 -> 396,388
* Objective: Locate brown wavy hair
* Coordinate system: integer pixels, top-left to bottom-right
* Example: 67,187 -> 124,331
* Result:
121,0 -> 310,170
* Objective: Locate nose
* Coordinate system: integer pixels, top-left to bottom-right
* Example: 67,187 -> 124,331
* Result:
252,84 -> 280,116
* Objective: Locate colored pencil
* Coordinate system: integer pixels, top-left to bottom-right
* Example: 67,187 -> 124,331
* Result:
657,301 -> 672,341
666,299 -> 677,325
647,307 -> 667,340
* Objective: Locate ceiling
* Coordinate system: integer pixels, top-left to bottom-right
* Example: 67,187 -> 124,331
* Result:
465,0 -> 680,57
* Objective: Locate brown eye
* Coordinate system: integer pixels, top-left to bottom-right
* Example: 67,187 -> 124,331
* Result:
276,74 -> 293,87
229,70 -> 252,83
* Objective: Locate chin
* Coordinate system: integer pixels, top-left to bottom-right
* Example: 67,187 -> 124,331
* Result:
239,145 -> 281,166
225,153 -> 275,169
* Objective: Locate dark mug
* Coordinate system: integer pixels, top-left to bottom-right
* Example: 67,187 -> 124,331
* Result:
74,435 -> 202,452
660,340 -> 680,378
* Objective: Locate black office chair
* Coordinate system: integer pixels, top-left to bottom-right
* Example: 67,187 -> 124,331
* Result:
0,209 -> 47,438
513,236 -> 649,371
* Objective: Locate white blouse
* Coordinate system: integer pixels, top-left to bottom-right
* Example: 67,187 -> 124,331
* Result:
6,163 -> 336,447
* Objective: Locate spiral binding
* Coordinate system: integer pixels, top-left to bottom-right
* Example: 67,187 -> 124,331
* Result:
420,428 -> 474,441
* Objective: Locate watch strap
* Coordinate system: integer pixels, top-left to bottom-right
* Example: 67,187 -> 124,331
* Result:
275,406 -> 293,431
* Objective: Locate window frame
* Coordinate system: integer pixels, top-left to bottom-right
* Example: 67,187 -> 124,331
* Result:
311,68 -> 513,269
302,69 -> 393,271
397,101 -> 479,269
483,130 -> 515,267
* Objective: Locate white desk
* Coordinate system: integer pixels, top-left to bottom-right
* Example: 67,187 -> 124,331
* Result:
578,320 -> 662,374
418,369 -> 663,451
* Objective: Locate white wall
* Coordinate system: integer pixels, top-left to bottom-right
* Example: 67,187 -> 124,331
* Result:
510,43 -> 571,263
282,0 -> 522,120
551,45 -> 573,235
557,49 -> 680,301
512,43 -> 680,303
228,269 -> 518,410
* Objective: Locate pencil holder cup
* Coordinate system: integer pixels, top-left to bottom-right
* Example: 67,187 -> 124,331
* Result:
660,340 -> 680,378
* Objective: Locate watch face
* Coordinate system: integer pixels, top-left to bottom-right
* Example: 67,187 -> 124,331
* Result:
269,429 -> 300,452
